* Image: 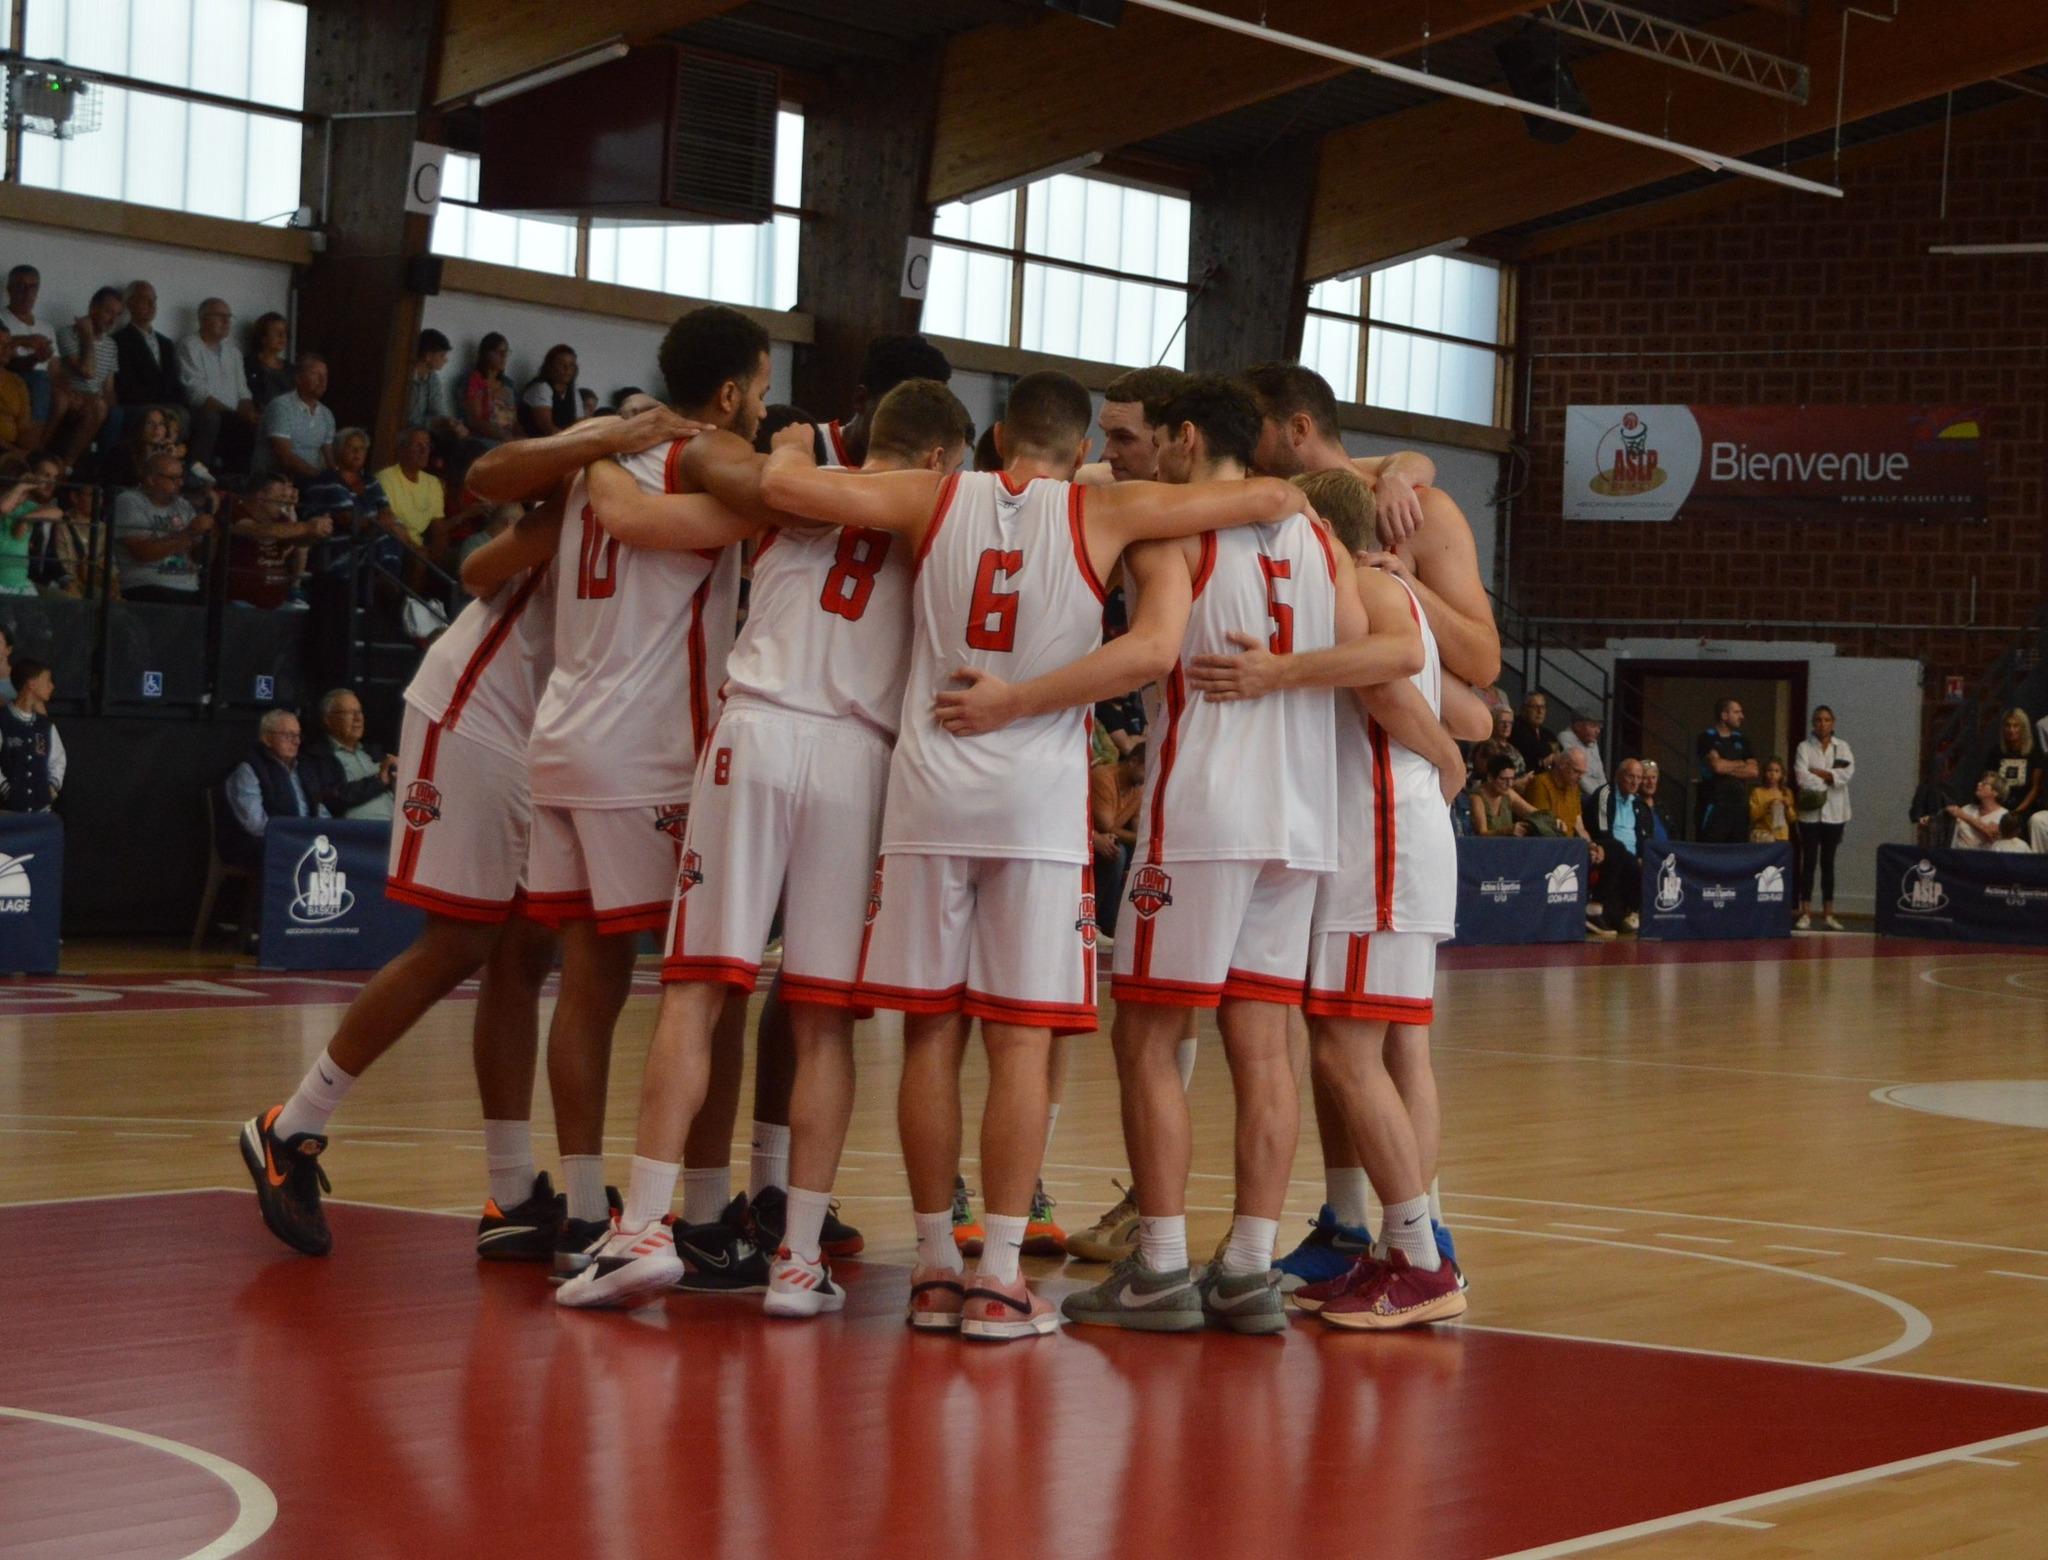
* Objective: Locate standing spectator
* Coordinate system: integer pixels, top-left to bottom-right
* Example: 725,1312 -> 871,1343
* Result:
2,264 -> 58,423
375,427 -> 445,558
1089,743 -> 1144,938
518,343 -> 580,436
1469,752 -> 1535,836
1556,710 -> 1607,797
1794,705 -> 1854,930
0,455 -> 60,597
1589,756 -> 1653,933
113,280 -> 180,410
0,320 -> 40,465
1945,773 -> 2007,850
404,329 -> 462,445
221,708 -> 323,870
1983,708 -> 2043,821
113,453 -> 214,603
245,312 -> 294,409
1510,689 -> 1556,771
1748,758 -> 1795,844
255,354 -> 336,485
300,687 -> 395,821
178,298 -> 258,472
227,474 -> 329,609
1696,698 -> 1757,843
0,657 -> 64,812
460,332 -> 518,446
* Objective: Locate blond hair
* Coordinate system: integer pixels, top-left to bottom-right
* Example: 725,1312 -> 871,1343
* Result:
1291,468 -> 1376,552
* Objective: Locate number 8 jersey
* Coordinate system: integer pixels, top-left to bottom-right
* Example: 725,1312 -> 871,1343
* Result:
881,471 -> 1106,864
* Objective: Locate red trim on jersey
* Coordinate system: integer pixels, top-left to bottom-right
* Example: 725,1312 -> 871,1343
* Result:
663,438 -> 687,495
1130,912 -> 1157,979
913,473 -> 960,577
1309,517 -> 1339,582
659,955 -> 760,991
443,569 -> 543,731
1110,973 -> 1225,1010
826,421 -> 853,468
1189,531 -> 1218,600
963,989 -> 1097,1035
687,572 -> 714,758
1067,484 -> 1106,603
752,526 -> 780,563
996,471 -> 1028,496
1221,968 -> 1309,1005
391,720 -> 443,887
382,878 -> 515,924
1144,666 -> 1188,865
521,889 -> 595,928
1079,845 -> 1097,999
1303,988 -> 1435,1024
1369,719 -> 1397,931
774,971 -> 871,1011
592,900 -> 670,935
855,978 -> 969,1016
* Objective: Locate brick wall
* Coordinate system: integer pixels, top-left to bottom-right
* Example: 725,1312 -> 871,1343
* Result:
1515,104 -> 2048,716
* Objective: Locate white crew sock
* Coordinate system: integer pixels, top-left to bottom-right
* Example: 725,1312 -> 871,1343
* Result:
1176,1036 -> 1198,1091
562,1155 -> 608,1223
1138,1214 -> 1188,1273
783,1186 -> 834,1263
1043,1103 -> 1061,1157
273,1048 -> 356,1142
623,1155 -> 680,1231
914,1208 -> 963,1273
1326,1166 -> 1373,1229
977,1212 -> 1028,1283
1222,1215 -> 1280,1275
748,1121 -> 790,1200
482,1119 -> 536,1209
1382,1194 -> 1440,1271
681,1165 -> 731,1225
1427,1177 -> 1444,1224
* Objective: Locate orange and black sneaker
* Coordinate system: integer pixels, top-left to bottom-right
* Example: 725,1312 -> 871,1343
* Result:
239,1105 -> 332,1256
1023,1179 -> 1066,1256
476,1172 -> 566,1262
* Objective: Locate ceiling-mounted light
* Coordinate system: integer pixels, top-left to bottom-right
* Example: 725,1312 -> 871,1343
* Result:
474,40 -> 630,108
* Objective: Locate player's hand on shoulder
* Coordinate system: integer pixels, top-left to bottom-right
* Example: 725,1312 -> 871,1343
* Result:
770,421 -> 817,459
612,404 -> 709,455
1374,469 -> 1425,544
1187,630 -> 1278,702
1357,547 -> 1414,584
934,665 -> 1018,737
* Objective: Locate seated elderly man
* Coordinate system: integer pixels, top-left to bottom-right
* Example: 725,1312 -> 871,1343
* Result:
299,687 -> 395,821
220,708 -> 325,870
1589,757 -> 1654,934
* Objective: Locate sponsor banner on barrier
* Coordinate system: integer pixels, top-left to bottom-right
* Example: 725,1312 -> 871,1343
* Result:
1639,840 -> 1793,942
1450,836 -> 1588,946
1873,844 -> 2048,947
1563,405 -> 1986,523
260,817 -> 423,971
0,811 -> 63,974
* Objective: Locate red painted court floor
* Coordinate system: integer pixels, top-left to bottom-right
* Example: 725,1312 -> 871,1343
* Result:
4,1195 -> 2046,1559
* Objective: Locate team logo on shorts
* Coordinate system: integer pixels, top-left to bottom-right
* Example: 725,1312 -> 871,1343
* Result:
401,779 -> 442,829
865,865 -> 885,926
1076,893 -> 1098,948
677,849 -> 704,894
1127,865 -> 1174,919
654,805 -> 689,841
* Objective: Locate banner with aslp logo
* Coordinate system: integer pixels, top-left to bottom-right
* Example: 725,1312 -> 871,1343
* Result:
1563,405 -> 1986,523
0,812 -> 63,974
1874,845 -> 2048,946
1639,840 -> 1793,941
260,817 -> 423,970
1450,836 -> 1588,946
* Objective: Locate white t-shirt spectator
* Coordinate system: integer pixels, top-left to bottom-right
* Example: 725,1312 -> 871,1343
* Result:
257,392 -> 336,475
1557,728 -> 1607,796
178,335 -> 247,409
1951,802 -> 2005,850
1,309 -> 49,379
58,322 -> 117,396
112,487 -> 204,596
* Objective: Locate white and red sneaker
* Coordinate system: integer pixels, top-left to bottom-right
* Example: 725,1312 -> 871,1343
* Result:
1316,1248 -> 1467,1330
553,1213 -> 683,1309
960,1271 -> 1061,1341
907,1264 -> 968,1331
763,1246 -> 845,1318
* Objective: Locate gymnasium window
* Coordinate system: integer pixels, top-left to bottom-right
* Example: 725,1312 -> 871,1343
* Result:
1301,254 -> 1510,428
924,173 -> 1191,370
16,0 -> 307,226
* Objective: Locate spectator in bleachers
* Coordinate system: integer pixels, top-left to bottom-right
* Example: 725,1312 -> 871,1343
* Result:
178,298 -> 258,473
1748,758 -> 1795,844
518,343 -> 580,436
1509,689 -> 1556,771
111,405 -> 183,486
1090,742 -> 1144,941
0,656 -> 63,813
0,320 -> 39,467
113,280 -> 180,410
0,623 -> 14,701
404,329 -> 462,445
47,285 -> 118,466
0,455 -> 60,597
1474,703 -> 1525,785
42,477 -> 108,600
454,502 -> 520,587
375,426 -> 446,560
113,452 -> 214,603
315,428 -> 416,566
1590,756 -> 1653,934
256,354 -> 336,486
245,312 -> 293,409
1984,707 -> 2042,821
227,473 -> 329,610
1468,752 -> 1535,836
1556,710 -> 1606,797
1946,772 -> 2007,850
460,332 -> 518,446
221,708 -> 323,869
2,265 -> 57,424
1696,697 -> 1758,843
1992,812 -> 2032,853
300,687 -> 395,822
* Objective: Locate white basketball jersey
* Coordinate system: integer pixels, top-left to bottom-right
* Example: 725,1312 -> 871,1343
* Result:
1134,517 -> 1339,869
528,439 -> 742,807
818,421 -> 853,469
723,522 -> 912,736
881,471 -> 1105,863
1327,573 -> 1455,936
404,562 -> 556,763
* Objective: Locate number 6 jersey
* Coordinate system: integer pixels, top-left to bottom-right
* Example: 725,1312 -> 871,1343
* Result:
881,471 -> 1106,864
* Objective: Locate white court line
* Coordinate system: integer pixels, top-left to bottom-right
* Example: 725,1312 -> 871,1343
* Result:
1436,1042 -> 1902,1087
1877,1256 -> 1957,1270
1551,1223 -> 1624,1233
0,1404 -> 277,1559
0,1186 -> 235,1210
1767,1244 -> 1846,1257
1957,1454 -> 2022,1467
344,1140 -> 421,1150
1656,1233 -> 1734,1245
1491,1426 -> 2048,1559
1990,1270 -> 2048,1285
1918,967 -> 2048,1004
0,1126 -> 77,1134
112,1131 -> 193,1141
1701,1516 -> 1774,1530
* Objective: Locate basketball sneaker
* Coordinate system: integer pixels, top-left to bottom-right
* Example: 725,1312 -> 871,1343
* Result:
1272,1205 -> 1373,1292
951,1174 -> 984,1256
476,1172 -> 565,1262
820,1203 -> 864,1260
1289,1253 -> 1387,1314
1024,1179 -> 1066,1256
1197,1265 -> 1288,1335
551,1186 -> 623,1281
1060,1256 -> 1203,1332
1434,1220 -> 1469,1293
907,1264 -> 967,1331
239,1105 -> 332,1257
553,1214 -> 684,1309
961,1272 -> 1061,1341
1316,1249 -> 1468,1331
1064,1179 -> 1139,1263
749,1185 -> 867,1262
671,1194 -> 771,1294
763,1246 -> 845,1318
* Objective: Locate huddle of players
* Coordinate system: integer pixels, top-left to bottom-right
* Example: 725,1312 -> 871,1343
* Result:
239,303 -> 1501,1342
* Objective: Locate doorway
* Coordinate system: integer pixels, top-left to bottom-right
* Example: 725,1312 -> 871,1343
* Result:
1613,660 -> 1808,838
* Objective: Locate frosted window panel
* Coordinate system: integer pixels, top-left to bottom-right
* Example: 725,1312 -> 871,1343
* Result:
514,217 -> 576,277
251,0 -> 307,109
1118,190 -> 1157,282
243,113 -> 299,223
1154,194 -> 1190,284
1082,178 -> 1123,271
772,110 -> 804,209
129,0 -> 194,89
771,214 -> 800,312
1309,276 -> 1362,316
1366,328 -> 1495,425
1150,285 -> 1186,370
1370,256 -> 1500,344
1300,314 -> 1360,403
441,152 -> 480,204
185,106 -> 247,218
934,191 -> 1015,248
710,223 -> 757,305
124,91 -> 190,209
923,246 -> 1011,347
191,0 -> 255,98
665,230 -> 714,299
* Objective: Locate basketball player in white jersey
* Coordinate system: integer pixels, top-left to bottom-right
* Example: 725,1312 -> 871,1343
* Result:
1239,363 -> 1501,1284
814,333 -> 952,471
758,370 -> 1305,1340
555,380 -> 975,1314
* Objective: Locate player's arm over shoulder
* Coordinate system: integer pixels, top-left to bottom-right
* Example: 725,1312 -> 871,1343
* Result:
758,437 -> 945,538
460,492 -> 565,596
1396,486 -> 1501,688
1087,475 -> 1300,563
585,456 -> 760,553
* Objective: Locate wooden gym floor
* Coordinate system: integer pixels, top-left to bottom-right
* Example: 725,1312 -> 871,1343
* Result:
1,934 -> 2045,1558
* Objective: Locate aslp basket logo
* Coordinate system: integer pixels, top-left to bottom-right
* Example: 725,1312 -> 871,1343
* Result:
1545,863 -> 1580,903
1898,858 -> 1948,915
677,849 -> 704,895
1076,892 -> 1097,947
0,850 -> 33,913
1653,853 -> 1685,912
289,835 -> 354,924
1127,865 -> 1173,919
1591,412 -> 1663,496
401,778 -> 441,829
1565,405 -> 1702,522
1755,863 -> 1786,902
654,805 -> 689,842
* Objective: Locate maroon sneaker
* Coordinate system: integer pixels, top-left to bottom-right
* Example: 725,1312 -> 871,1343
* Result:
1317,1248 -> 1468,1330
1290,1253 -> 1388,1314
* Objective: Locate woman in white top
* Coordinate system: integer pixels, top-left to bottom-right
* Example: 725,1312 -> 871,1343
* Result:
1792,705 -> 1855,930
1946,772 -> 2007,851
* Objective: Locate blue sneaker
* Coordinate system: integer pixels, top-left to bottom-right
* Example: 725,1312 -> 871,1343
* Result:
1272,1205 -> 1374,1293
1433,1219 -> 1468,1292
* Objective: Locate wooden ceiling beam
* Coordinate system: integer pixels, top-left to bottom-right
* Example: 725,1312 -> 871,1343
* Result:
926,0 -> 1551,207
432,0 -> 747,106
1303,0 -> 2048,280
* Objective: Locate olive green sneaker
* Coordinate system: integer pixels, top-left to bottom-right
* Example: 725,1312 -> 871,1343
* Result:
1064,1179 -> 1140,1263
1060,1255 -> 1204,1332
1198,1264 -> 1288,1335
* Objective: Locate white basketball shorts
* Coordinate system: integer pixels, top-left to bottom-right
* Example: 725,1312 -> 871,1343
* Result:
526,800 -> 688,935
1303,929 -> 1440,1025
1110,858 -> 1317,1008
385,706 -> 531,923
